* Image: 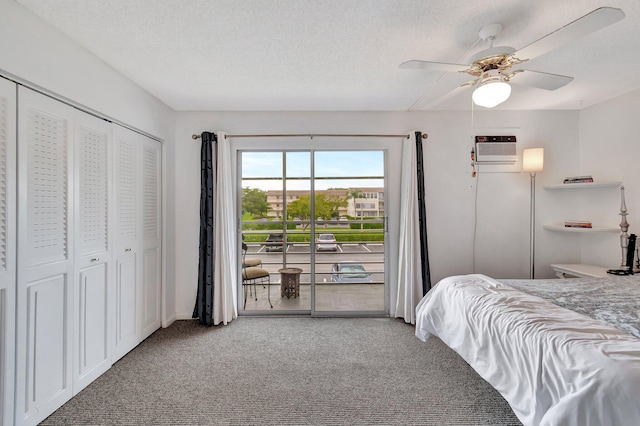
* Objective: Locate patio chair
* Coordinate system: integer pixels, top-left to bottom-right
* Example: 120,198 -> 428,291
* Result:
242,243 -> 272,309
243,257 -> 262,268
241,235 -> 262,267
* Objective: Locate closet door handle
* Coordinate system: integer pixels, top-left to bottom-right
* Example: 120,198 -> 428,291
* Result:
90,257 -> 100,262
125,248 -> 132,252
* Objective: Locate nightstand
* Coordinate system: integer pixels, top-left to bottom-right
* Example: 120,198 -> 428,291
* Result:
550,264 -> 609,279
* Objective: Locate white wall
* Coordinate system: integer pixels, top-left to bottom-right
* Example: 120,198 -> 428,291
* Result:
579,88 -> 640,268
173,109 -> 580,318
421,110 -> 584,281
0,1 -> 173,138
0,0 -> 178,325
6,0 -> 636,322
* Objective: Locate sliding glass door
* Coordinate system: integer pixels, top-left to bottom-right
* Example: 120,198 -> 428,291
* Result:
239,150 -> 386,316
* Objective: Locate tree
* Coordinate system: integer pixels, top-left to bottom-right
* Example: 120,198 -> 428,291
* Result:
346,189 -> 364,208
286,194 -> 346,230
242,187 -> 269,218
317,193 -> 347,221
346,189 -> 365,231
286,195 -> 311,223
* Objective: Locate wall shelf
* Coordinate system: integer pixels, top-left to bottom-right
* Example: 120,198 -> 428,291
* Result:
543,180 -> 621,235
543,182 -> 622,190
543,224 -> 619,233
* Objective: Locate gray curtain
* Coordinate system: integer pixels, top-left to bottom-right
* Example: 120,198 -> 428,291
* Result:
192,131 -> 217,326
415,131 -> 431,293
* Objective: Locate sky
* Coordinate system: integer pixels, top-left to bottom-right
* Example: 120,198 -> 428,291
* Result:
241,150 -> 385,190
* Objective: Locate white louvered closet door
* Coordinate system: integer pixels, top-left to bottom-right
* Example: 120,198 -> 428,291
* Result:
112,125 -> 162,360
0,77 -> 17,426
16,87 -> 75,426
112,125 -> 143,361
73,111 -> 113,393
141,137 -> 161,339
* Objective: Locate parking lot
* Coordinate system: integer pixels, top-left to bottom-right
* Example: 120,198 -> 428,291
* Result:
244,242 -> 385,283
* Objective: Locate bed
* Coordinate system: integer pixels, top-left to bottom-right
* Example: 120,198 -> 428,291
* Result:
415,273 -> 640,426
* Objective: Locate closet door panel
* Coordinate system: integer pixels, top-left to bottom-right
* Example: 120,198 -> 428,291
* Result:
26,275 -> 67,407
16,87 -> 74,426
0,76 -> 17,426
78,265 -> 108,373
143,247 -> 160,335
73,112 -> 112,392
142,141 -> 161,244
112,125 -> 142,361
22,100 -> 71,271
141,139 -> 161,337
115,254 -> 137,355
114,128 -> 138,254
76,117 -> 110,260
112,126 -> 162,358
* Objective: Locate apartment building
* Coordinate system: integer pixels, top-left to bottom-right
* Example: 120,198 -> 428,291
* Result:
266,188 -> 384,219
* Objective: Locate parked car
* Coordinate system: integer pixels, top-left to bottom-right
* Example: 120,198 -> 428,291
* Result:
331,262 -> 372,283
316,233 -> 338,251
264,233 -> 283,252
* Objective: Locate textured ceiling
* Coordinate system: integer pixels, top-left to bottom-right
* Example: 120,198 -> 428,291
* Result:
15,0 -> 640,111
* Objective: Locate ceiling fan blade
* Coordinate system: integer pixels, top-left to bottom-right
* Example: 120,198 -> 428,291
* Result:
399,60 -> 468,73
411,82 -> 472,110
514,7 -> 625,61
512,70 -> 574,91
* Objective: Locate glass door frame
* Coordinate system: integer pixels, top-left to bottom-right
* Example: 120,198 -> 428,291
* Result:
237,148 -> 389,317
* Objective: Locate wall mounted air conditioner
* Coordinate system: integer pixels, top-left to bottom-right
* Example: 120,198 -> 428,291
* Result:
474,135 -> 517,164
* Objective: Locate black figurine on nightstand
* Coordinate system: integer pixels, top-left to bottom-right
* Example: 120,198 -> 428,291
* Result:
608,233 -> 636,275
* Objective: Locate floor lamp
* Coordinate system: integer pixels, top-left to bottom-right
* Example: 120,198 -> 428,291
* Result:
523,148 -> 544,279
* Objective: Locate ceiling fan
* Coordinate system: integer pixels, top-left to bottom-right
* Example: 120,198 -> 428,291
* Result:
400,7 -> 625,108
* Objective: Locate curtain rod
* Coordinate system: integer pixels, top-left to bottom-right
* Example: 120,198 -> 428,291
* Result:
191,133 -> 428,140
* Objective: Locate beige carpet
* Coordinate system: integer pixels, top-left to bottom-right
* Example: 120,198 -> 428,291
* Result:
42,318 -> 521,425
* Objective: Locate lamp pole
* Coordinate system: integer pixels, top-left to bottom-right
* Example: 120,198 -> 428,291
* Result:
529,171 -> 537,279
522,148 -> 544,280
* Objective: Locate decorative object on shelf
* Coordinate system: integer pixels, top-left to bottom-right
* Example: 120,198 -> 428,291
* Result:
627,234 -> 636,274
544,224 -> 617,232
564,220 -> 592,229
543,224 -> 618,233
608,233 -> 636,276
563,175 -> 594,184
619,185 -> 630,268
523,148 -> 544,279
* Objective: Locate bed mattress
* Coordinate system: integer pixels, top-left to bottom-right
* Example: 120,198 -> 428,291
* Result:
503,275 -> 640,338
415,274 -> 640,426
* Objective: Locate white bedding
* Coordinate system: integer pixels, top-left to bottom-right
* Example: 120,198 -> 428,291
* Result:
415,274 -> 640,426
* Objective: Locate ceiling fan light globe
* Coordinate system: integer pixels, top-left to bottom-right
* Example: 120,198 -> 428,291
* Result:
472,81 -> 511,108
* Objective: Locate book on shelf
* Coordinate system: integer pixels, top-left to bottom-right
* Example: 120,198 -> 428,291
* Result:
563,175 -> 594,184
564,220 -> 592,228
563,179 -> 594,184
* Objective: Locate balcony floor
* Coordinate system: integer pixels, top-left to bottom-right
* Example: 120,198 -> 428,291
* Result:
242,282 -> 385,313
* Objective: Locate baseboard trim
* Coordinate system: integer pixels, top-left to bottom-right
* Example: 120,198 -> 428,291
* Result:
176,312 -> 196,321
162,314 -> 177,328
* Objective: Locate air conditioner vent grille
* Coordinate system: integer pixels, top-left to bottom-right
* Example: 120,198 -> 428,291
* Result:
475,135 -> 517,164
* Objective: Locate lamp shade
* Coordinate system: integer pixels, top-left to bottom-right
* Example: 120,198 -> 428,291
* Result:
472,81 -> 511,108
523,148 -> 544,172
